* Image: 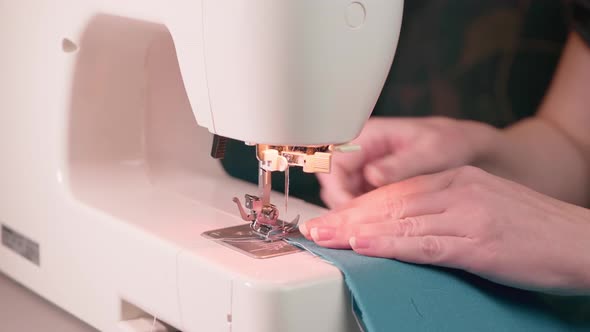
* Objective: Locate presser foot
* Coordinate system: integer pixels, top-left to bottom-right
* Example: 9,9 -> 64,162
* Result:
250,215 -> 300,242
232,195 -> 300,242
201,223 -> 302,259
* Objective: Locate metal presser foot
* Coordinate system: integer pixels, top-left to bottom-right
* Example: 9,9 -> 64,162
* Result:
201,192 -> 302,258
202,143 -> 337,257
202,194 -> 302,258
232,194 -> 300,242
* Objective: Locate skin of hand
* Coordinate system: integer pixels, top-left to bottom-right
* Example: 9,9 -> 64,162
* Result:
319,32 -> 590,209
317,116 -> 499,209
302,166 -> 590,295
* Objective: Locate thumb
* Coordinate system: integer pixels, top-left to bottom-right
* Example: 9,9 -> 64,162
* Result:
364,152 -> 430,187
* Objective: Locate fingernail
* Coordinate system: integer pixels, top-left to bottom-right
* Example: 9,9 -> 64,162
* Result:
310,227 -> 336,242
299,223 -> 309,237
350,236 -> 371,249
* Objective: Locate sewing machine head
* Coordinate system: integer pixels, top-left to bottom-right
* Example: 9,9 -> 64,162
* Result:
189,2 -> 403,241
0,1 -> 404,330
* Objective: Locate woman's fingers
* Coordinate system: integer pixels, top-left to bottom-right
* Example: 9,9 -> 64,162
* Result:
350,235 -> 475,269
304,212 -> 461,249
300,187 -> 454,242
364,150 -> 433,187
345,168 -> 459,210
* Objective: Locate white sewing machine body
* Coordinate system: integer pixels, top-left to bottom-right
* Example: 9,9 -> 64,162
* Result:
0,1 -> 403,331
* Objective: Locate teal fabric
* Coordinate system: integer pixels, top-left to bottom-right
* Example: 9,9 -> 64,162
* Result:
288,237 -> 590,332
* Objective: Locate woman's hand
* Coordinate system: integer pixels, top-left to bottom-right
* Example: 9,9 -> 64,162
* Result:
317,117 -> 499,209
303,166 -> 590,295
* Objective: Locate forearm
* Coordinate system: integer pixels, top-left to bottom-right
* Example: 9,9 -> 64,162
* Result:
567,205 -> 590,294
475,32 -> 590,207
478,117 -> 590,207
580,223 -> 590,294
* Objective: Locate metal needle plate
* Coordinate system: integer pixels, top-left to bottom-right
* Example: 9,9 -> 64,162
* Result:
202,224 -> 302,259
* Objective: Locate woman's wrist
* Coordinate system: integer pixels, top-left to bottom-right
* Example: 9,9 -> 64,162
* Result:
459,120 -> 507,173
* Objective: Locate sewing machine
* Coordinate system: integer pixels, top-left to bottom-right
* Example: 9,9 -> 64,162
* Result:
0,1 -> 403,331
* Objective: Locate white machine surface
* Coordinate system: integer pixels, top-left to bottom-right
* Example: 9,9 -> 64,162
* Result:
0,272 -> 98,332
0,1 -> 403,331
